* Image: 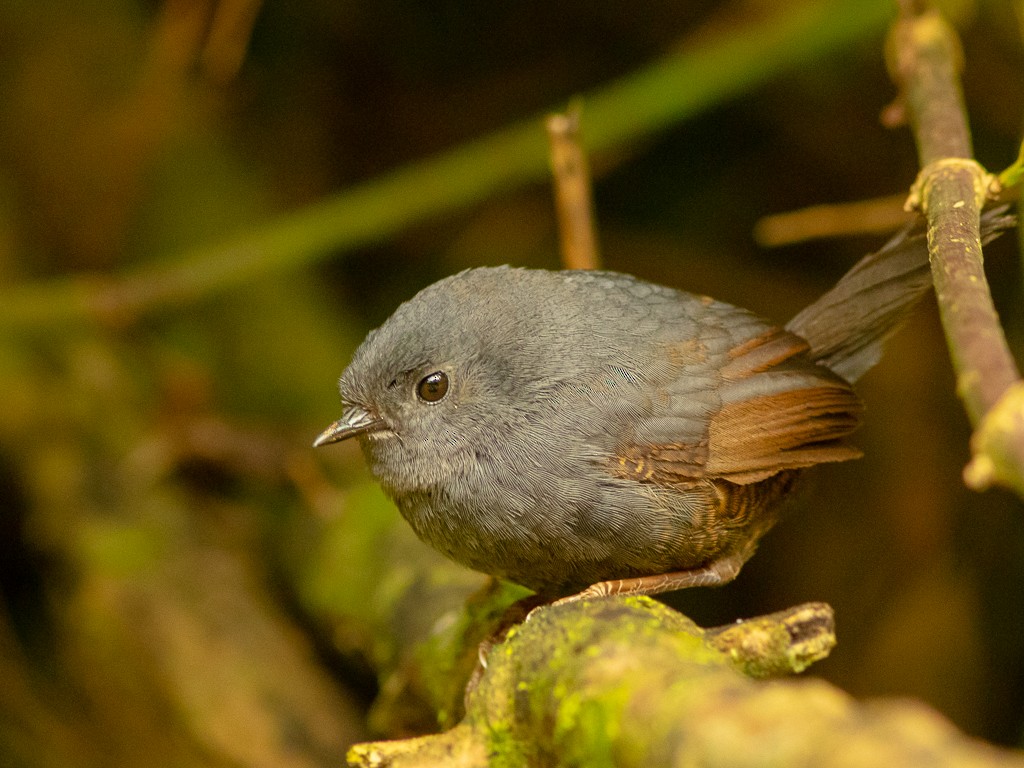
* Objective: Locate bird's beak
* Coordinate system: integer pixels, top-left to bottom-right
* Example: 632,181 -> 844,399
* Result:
313,406 -> 387,447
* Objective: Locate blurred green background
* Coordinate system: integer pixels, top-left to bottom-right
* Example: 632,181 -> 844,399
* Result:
1,1 -> 1023,765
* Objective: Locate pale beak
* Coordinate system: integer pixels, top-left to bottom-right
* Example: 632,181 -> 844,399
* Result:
313,406 -> 387,447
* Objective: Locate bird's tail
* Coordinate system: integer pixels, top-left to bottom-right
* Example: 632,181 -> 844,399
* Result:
785,206 -> 1014,383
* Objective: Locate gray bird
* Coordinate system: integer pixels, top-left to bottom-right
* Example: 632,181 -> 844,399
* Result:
315,211 -> 1011,600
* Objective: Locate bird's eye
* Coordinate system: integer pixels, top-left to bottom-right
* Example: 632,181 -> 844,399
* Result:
416,371 -> 449,402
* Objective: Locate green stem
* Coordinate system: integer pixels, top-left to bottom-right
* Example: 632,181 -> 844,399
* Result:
0,0 -> 894,328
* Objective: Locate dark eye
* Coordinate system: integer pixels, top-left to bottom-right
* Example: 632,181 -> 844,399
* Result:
416,371 -> 449,402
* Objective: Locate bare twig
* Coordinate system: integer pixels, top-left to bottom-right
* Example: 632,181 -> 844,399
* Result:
754,193 -> 912,247
887,3 -> 1024,496
546,105 -> 602,270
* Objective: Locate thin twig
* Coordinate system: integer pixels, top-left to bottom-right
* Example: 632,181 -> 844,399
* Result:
546,104 -> 601,270
887,2 -> 1024,496
753,193 -> 912,247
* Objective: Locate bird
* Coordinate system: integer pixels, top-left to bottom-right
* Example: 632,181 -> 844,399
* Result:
314,209 -> 1012,601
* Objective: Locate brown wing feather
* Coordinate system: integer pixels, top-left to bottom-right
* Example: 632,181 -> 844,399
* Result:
706,385 -> 862,483
608,325 -> 863,488
722,327 -> 810,378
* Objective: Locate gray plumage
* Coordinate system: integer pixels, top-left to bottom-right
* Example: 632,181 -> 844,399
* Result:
318,209 -> 1013,596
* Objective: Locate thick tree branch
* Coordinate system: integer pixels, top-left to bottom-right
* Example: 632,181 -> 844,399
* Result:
347,598 -> 1022,768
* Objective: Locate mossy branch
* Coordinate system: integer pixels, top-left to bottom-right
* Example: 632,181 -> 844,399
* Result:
886,3 -> 1024,497
348,598 -> 1022,768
